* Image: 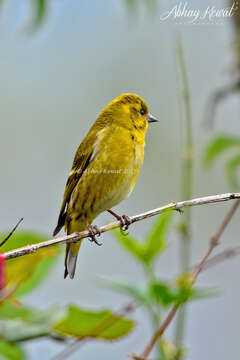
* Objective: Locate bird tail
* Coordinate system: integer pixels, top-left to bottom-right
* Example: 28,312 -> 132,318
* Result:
64,221 -> 86,279
64,241 -> 83,279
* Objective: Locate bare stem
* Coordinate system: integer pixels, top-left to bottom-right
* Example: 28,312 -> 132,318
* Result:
175,37 -> 193,348
0,218 -> 24,248
201,245 -> 240,271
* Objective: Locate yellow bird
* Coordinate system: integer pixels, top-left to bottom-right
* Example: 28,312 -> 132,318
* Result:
53,93 -> 158,279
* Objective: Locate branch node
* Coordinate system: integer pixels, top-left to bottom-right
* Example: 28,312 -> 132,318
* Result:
129,354 -> 145,360
175,206 -> 184,214
210,235 -> 220,247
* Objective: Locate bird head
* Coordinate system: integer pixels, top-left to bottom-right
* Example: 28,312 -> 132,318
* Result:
99,93 -> 159,133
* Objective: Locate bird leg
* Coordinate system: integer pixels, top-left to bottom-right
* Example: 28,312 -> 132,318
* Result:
107,209 -> 132,231
86,221 -> 102,246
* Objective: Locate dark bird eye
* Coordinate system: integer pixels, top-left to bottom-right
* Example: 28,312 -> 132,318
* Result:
140,109 -> 145,115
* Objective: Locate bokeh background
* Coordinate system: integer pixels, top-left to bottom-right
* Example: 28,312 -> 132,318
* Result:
0,0 -> 240,359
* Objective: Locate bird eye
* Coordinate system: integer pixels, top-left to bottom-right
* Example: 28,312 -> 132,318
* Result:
140,109 -> 145,115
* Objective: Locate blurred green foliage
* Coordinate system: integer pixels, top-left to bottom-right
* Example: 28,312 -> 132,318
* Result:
0,0 -> 47,30
54,305 -> 134,340
0,341 -> 25,360
0,0 -> 157,32
30,0 -> 47,30
0,213 -> 219,359
0,230 -> 136,359
0,1 -> 234,359
0,302 -> 64,342
124,0 -> 157,12
159,338 -> 186,360
113,212 -> 171,266
99,213 -> 219,359
0,231 -> 61,296
203,134 -> 240,190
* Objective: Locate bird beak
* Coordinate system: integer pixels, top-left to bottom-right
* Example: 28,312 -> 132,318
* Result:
147,113 -> 159,123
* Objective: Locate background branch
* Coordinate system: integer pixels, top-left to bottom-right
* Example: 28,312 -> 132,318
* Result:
202,245 -> 240,270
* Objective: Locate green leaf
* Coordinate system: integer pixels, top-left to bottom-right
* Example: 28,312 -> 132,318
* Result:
0,340 -> 25,360
149,281 -> 176,307
188,287 -> 221,301
124,0 -> 138,10
113,212 -> 171,265
158,339 -> 187,360
53,305 -> 134,340
30,0 -> 47,30
159,339 -> 184,360
97,277 -> 151,308
174,272 -> 195,305
175,286 -> 220,305
203,135 -> 240,167
112,229 -> 146,263
149,275 -> 220,307
0,231 -> 61,296
144,212 -> 172,264
0,302 -> 65,342
0,302 -> 33,320
225,154 -> 240,190
175,273 -> 220,305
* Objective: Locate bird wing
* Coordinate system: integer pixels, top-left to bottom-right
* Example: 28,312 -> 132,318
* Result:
53,132 -> 98,236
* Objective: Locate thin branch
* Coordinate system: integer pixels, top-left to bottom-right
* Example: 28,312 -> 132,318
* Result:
0,218 -> 23,248
192,198 -> 240,281
3,193 -> 240,260
202,245 -> 240,270
131,199 -> 240,360
204,78 -> 240,129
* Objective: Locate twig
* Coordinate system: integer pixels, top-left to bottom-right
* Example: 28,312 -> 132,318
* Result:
0,218 -> 23,248
131,199 -> 240,360
204,78 -> 240,129
192,199 -> 240,281
202,245 -> 240,271
3,193 -> 240,260
51,300 -> 138,360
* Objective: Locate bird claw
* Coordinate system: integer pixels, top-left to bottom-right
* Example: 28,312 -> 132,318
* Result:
119,215 -> 132,234
108,210 -> 132,234
87,225 -> 102,246
176,207 -> 184,214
